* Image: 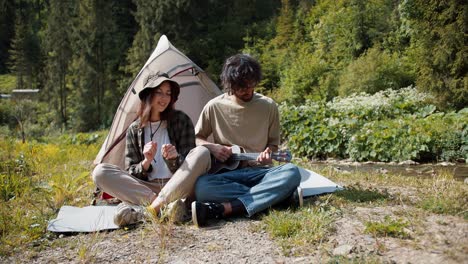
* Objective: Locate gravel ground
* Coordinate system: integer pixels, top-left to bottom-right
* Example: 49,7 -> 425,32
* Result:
2,184 -> 467,263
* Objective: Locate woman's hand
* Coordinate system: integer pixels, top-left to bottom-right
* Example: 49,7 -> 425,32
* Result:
162,144 -> 178,160
142,141 -> 157,170
257,147 -> 273,165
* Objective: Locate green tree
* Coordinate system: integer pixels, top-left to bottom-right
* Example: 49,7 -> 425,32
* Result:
403,0 -> 467,110
8,0 -> 43,90
339,47 -> 415,96
0,0 -> 16,73
42,0 -> 74,129
69,0 -> 123,131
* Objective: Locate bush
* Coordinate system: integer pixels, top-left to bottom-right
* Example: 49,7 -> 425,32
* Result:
280,49 -> 331,104
280,87 -> 467,162
338,47 -> 415,96
0,74 -> 16,94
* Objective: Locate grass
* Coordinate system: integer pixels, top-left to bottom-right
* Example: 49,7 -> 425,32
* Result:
0,133 -> 103,256
0,132 -> 466,261
258,161 -> 467,259
0,74 -> 16,94
332,184 -> 390,204
259,202 -> 338,256
417,174 -> 468,219
76,231 -> 103,263
327,255 -> 382,264
300,162 -> 468,218
364,215 -> 411,239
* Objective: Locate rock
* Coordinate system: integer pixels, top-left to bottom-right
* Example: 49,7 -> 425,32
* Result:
333,244 -> 354,256
377,168 -> 388,174
398,160 -> 419,165
438,161 -> 455,166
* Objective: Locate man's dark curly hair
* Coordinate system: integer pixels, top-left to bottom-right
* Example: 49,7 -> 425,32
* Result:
220,54 -> 262,94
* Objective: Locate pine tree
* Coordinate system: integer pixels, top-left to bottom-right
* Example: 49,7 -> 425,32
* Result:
8,0 -> 42,90
69,0 -> 126,131
404,0 -> 467,109
43,0 -> 74,129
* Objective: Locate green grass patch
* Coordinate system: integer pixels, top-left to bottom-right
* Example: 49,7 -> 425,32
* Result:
261,206 -> 338,256
333,184 -> 390,204
365,215 -> 410,239
0,133 -> 103,256
328,255 -> 382,264
417,175 -> 468,219
0,74 -> 16,93
302,162 -> 468,219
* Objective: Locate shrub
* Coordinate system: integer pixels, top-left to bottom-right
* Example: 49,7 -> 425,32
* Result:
338,47 -> 415,96
280,49 -> 331,104
347,111 -> 467,162
280,87 -> 467,162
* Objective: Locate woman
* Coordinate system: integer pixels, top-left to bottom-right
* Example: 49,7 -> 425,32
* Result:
92,72 -> 211,227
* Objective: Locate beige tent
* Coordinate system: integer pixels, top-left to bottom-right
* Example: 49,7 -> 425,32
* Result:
94,35 -> 222,169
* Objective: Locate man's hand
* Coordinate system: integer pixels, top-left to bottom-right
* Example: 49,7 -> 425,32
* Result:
257,147 -> 273,165
209,144 -> 232,162
162,144 -> 178,160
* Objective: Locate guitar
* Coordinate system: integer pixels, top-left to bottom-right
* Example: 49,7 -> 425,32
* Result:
208,145 -> 292,174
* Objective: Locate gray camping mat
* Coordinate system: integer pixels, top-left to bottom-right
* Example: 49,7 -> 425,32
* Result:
299,167 -> 342,196
47,205 -> 118,233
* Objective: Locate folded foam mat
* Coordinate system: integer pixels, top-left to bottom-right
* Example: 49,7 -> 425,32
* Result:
47,205 -> 118,233
298,167 -> 343,196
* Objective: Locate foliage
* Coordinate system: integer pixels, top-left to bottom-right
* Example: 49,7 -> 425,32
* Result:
7,0 -> 44,91
0,99 -> 57,141
348,111 -> 467,162
42,0 -> 73,128
280,48 -> 332,104
280,87 -> 467,162
68,0 -> 130,131
1,0 -> 466,131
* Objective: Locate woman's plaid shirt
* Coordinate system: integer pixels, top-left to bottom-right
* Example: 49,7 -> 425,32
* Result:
125,110 -> 196,181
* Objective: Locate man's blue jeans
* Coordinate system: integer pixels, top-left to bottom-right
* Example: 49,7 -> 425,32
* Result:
194,163 -> 301,217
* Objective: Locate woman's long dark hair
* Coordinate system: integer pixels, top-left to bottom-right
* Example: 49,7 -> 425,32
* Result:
137,81 -> 180,128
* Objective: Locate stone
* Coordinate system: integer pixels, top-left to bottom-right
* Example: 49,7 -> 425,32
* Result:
333,244 -> 354,256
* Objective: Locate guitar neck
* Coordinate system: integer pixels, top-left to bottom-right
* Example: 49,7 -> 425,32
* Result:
231,153 -> 287,162
231,153 -> 260,161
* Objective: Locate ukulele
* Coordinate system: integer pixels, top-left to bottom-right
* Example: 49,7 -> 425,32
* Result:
208,145 -> 292,174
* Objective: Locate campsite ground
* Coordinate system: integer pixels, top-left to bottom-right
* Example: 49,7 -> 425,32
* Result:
3,162 -> 467,264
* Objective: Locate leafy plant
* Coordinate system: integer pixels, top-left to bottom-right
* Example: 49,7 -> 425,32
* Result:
280,87 -> 467,162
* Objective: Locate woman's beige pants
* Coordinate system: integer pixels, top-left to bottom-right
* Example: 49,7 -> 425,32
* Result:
92,146 -> 211,205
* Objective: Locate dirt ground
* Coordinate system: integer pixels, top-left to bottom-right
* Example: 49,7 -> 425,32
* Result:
3,194 -> 467,263
2,166 -> 467,264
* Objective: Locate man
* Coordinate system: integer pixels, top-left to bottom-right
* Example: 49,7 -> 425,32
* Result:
191,54 -> 302,227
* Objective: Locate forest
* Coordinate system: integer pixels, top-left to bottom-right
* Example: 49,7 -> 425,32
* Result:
0,0 -> 466,161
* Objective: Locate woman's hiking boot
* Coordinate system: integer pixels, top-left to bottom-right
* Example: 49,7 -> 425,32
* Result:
113,202 -> 145,227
